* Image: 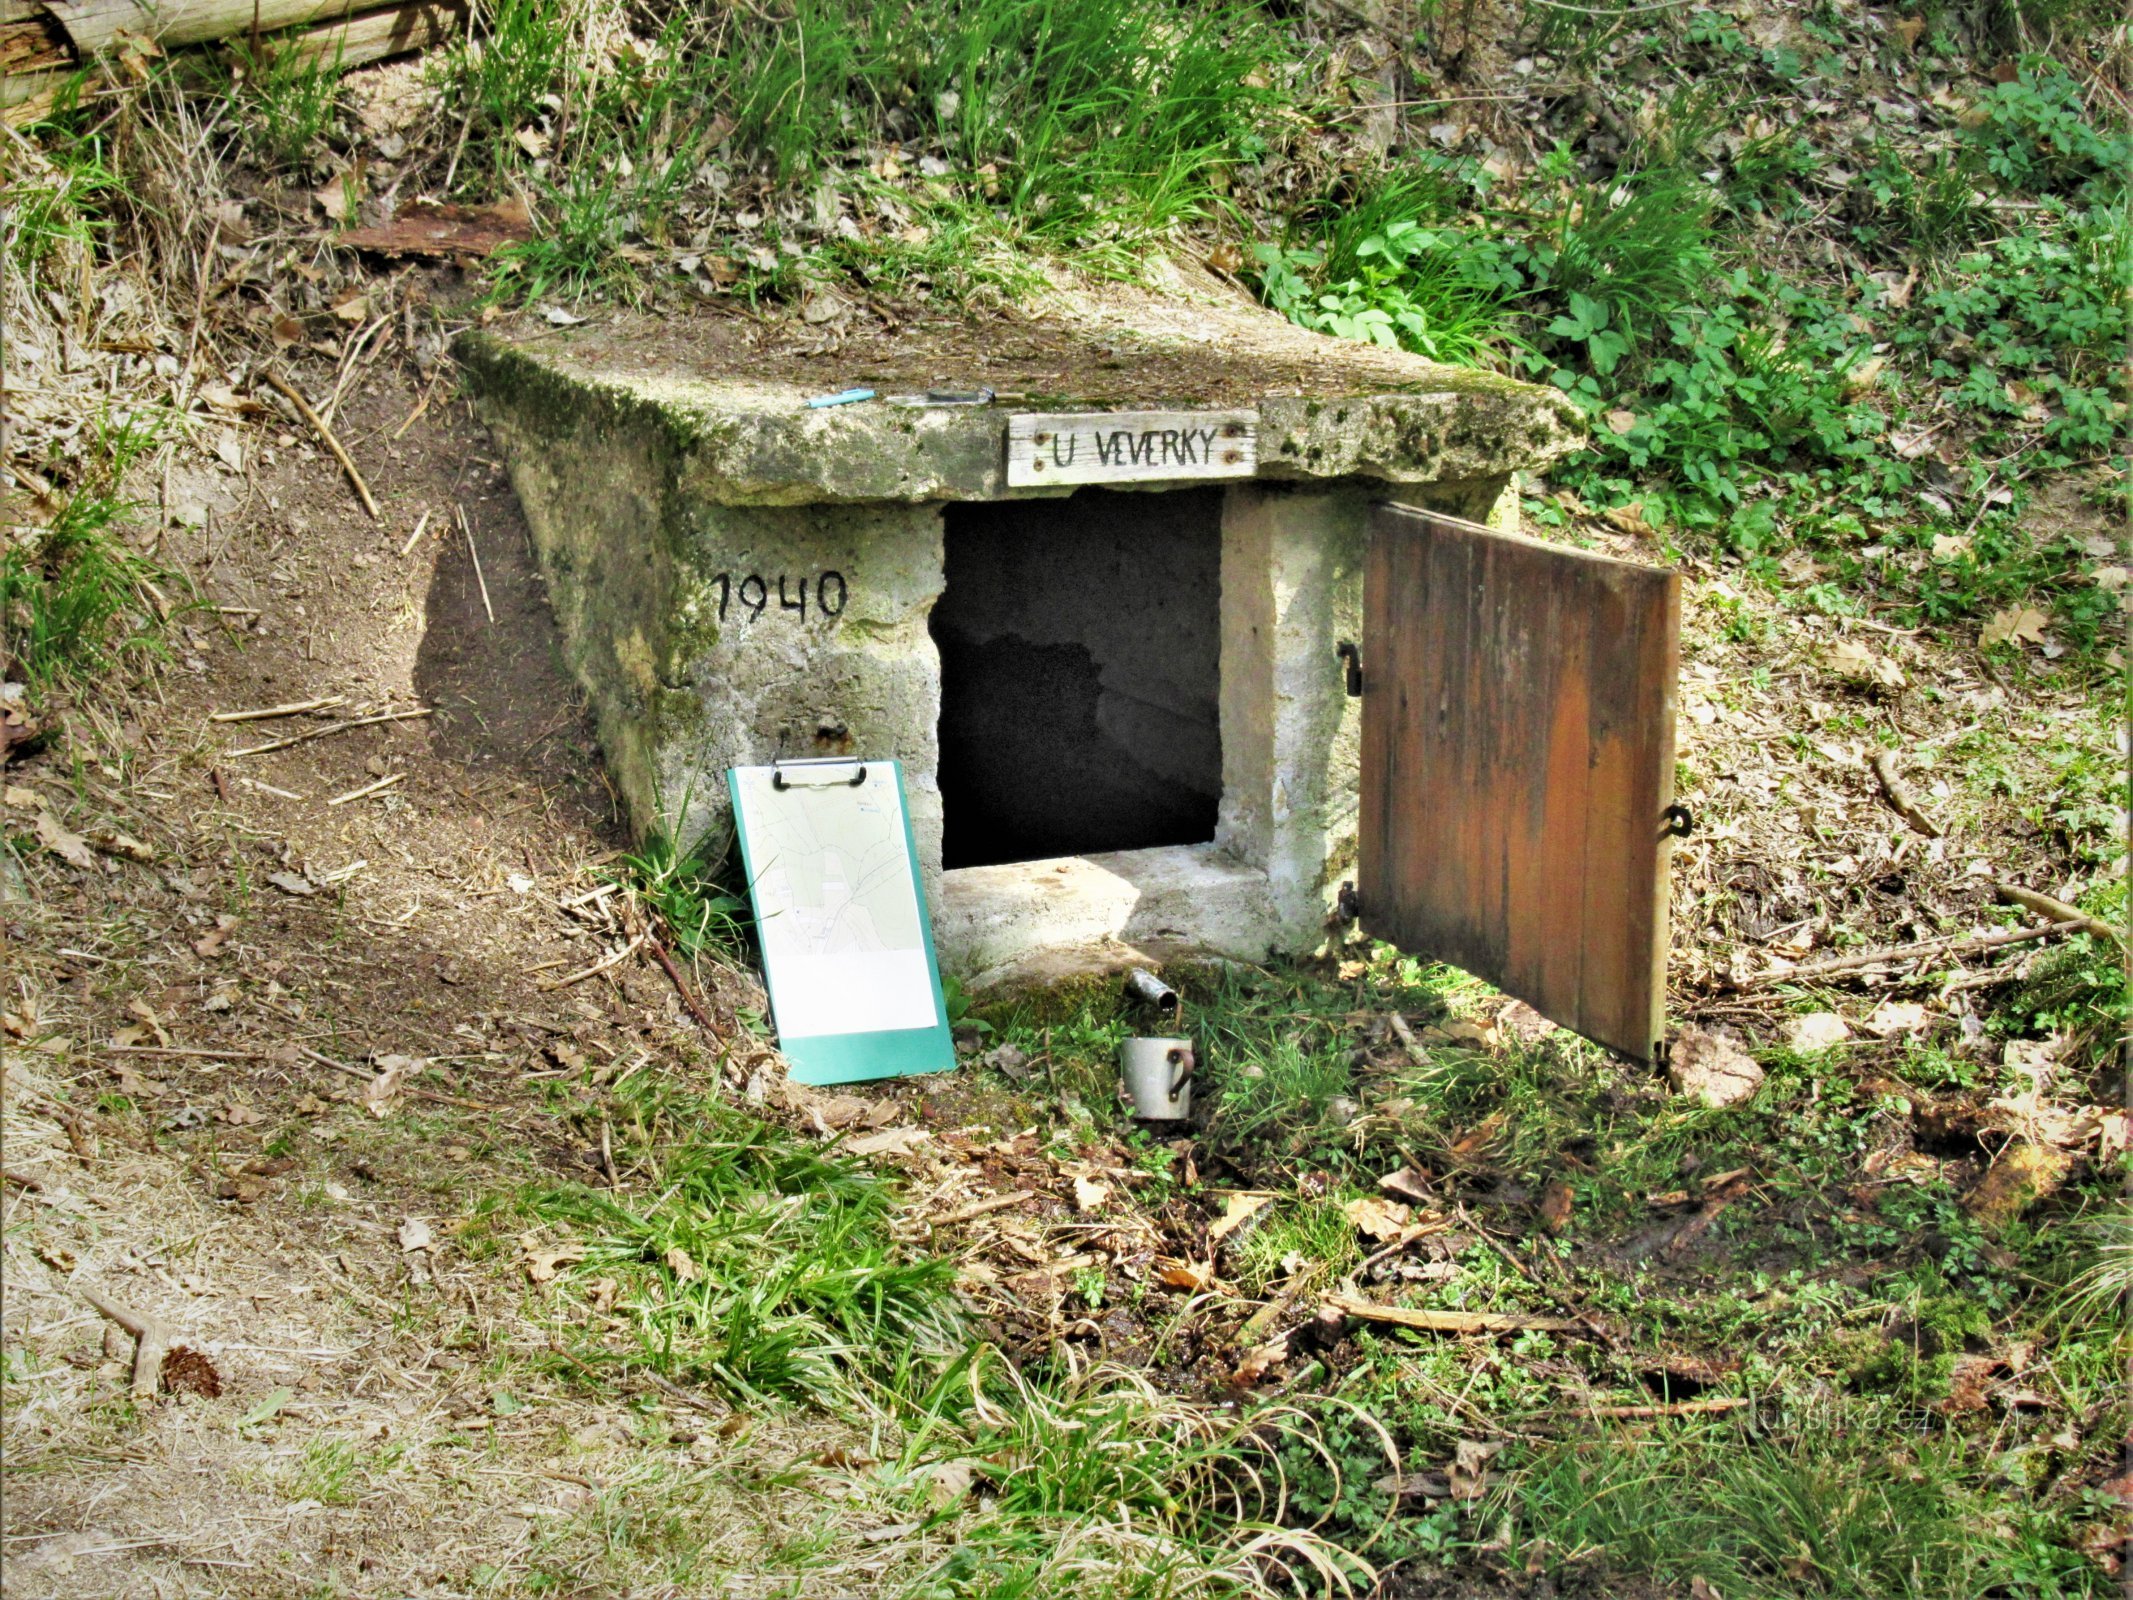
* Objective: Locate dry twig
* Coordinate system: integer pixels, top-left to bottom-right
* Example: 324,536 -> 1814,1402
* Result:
539,933 -> 647,990
1385,1011 -> 1431,1068
929,1191 -> 1037,1227
80,1286 -> 174,1400
1327,1295 -> 1584,1335
208,695 -> 347,723
1735,919 -> 2084,987
646,933 -> 728,1037
264,371 -> 381,520
1582,1397 -> 1749,1419
1870,749 -> 1942,837
227,706 -> 433,758
327,772 -> 404,806
1994,881 -> 2118,945
459,503 -> 494,623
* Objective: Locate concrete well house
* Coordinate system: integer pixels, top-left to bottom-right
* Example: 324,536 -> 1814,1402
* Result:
461,293 -> 1683,1060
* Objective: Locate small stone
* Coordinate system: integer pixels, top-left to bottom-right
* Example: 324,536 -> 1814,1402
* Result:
1667,1026 -> 1764,1109
1787,1012 -> 1851,1052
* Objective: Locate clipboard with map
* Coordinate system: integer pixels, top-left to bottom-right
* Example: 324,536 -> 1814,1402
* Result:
727,758 -> 955,1085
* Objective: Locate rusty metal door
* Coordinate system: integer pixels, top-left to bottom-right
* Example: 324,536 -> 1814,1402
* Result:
1358,504 -> 1681,1061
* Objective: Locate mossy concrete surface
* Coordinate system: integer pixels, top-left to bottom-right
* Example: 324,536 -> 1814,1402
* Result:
457,307 -> 1580,507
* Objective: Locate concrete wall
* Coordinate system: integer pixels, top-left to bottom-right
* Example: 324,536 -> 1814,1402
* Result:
663,498 -> 947,872
1216,484 -> 1370,949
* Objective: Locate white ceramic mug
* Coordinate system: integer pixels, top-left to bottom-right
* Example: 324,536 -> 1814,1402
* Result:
1121,1036 -> 1195,1120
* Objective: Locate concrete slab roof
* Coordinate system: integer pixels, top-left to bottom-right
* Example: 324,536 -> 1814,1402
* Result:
458,281 -> 1583,506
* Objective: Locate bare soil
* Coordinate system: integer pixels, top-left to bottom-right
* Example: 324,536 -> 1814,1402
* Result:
1,366 -> 894,1598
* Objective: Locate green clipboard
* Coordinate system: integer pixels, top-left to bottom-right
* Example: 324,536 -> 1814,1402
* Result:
727,758 -> 955,1086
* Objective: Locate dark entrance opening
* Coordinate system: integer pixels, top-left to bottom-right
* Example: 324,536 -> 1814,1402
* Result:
934,488 -> 1223,870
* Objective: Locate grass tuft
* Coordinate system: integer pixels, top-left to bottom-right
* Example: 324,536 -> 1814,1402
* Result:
2,411 -> 174,689
523,1086 -> 961,1407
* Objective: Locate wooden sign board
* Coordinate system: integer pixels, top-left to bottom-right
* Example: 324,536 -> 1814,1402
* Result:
1006,410 -> 1256,488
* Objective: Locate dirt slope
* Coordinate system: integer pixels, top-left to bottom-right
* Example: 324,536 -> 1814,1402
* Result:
2,368 -> 909,1598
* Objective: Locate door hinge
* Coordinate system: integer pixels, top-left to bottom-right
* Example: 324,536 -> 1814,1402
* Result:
1335,640 -> 1363,697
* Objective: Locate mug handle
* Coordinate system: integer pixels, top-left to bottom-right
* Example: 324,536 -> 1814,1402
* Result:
1167,1047 -> 1195,1100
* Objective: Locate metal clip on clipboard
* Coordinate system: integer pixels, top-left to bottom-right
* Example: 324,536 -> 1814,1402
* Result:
770,756 -> 869,791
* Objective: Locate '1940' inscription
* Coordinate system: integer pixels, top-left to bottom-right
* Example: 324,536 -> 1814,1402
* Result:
1006,409 -> 1256,488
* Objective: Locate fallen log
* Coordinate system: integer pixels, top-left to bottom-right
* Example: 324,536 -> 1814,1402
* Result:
44,0 -> 364,52
8,0 -> 465,93
282,0 -> 465,69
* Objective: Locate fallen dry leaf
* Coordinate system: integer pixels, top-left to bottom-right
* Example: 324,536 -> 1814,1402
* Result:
1155,1259 -> 1215,1291
664,1246 -> 701,1282
1207,1191 -> 1273,1243
313,165 -> 363,223
1980,605 -> 2049,649
1450,1437 -> 1506,1501
522,1243 -> 585,1284
1230,1332 -> 1290,1384
1379,1166 -> 1434,1205
365,1054 -> 416,1116
1537,1180 -> 1574,1234
397,1216 -> 433,1252
845,1126 -> 930,1158
1342,1195 -> 1412,1241
91,830 -> 154,865
1825,637 -> 1902,688
1864,1000 -> 1929,1037
1072,1174 -> 1110,1213
266,871 -> 318,897
33,811 -> 96,870
925,1458 -> 976,1509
